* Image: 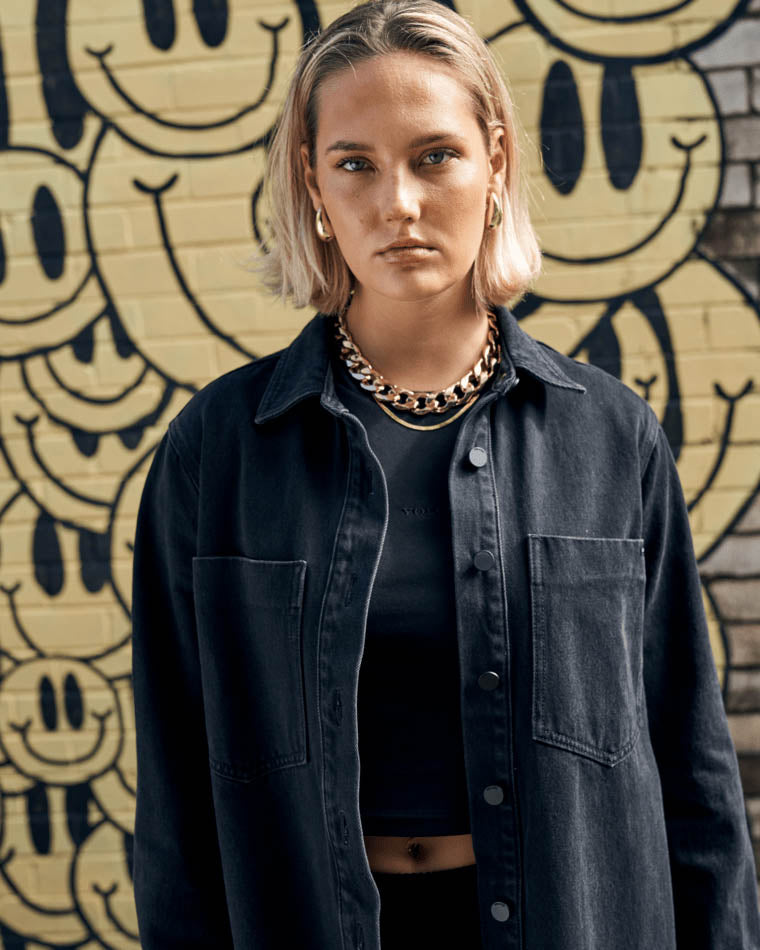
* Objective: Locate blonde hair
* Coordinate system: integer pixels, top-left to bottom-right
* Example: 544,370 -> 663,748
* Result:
247,0 -> 542,315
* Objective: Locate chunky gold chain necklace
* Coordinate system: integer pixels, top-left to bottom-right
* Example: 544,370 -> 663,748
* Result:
333,295 -> 501,431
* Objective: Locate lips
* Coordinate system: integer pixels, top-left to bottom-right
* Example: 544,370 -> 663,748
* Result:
380,245 -> 434,262
379,240 -> 431,253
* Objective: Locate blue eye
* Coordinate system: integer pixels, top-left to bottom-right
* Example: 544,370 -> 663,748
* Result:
423,149 -> 455,165
336,157 -> 367,172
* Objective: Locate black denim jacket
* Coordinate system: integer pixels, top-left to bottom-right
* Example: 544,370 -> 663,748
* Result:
131,305 -> 760,950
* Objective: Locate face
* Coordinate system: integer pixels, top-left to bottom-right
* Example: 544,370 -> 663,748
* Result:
300,51 -> 505,309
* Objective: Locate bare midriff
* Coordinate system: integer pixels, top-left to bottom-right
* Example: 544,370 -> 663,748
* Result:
363,833 -> 476,873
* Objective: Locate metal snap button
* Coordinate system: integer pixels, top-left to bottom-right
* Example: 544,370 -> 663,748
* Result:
483,785 -> 505,806
491,901 -> 511,922
473,550 -> 495,571
468,446 -> 488,468
477,671 -> 500,691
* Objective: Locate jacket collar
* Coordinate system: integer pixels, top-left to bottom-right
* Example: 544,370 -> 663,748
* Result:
254,303 -> 585,425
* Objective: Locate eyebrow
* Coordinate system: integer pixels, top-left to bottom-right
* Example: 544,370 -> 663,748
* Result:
325,131 -> 464,153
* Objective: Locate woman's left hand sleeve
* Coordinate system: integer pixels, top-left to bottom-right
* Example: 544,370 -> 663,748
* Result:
641,419 -> 760,948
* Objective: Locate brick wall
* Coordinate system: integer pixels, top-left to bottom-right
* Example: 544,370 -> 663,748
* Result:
0,0 -> 756,943
693,0 -> 760,889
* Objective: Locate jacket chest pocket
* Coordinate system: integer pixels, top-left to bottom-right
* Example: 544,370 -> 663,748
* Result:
527,534 -> 645,766
192,556 -> 307,782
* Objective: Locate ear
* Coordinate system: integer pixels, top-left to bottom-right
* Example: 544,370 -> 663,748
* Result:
300,143 -> 323,212
487,126 -> 507,193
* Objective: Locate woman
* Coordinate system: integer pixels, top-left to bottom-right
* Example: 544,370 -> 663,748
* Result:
130,1 -> 760,948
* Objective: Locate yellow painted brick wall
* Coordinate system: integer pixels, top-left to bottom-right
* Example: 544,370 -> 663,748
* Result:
0,0 -> 758,943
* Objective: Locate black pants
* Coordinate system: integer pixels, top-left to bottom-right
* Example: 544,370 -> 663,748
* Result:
370,863 -> 482,948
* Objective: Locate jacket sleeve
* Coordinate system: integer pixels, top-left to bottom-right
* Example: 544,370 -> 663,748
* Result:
131,424 -> 234,947
640,418 -> 760,948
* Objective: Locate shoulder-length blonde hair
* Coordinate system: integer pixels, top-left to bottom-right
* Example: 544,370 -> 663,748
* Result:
247,0 -> 541,316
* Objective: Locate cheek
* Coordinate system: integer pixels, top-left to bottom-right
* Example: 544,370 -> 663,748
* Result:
329,186 -> 367,229
434,190 -> 488,247
457,172 -> 488,207
328,171 -> 363,200
432,171 -> 487,217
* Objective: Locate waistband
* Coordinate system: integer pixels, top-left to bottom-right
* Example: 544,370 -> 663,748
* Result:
371,862 -> 477,883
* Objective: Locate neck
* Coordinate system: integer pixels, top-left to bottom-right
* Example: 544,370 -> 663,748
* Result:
342,286 -> 492,392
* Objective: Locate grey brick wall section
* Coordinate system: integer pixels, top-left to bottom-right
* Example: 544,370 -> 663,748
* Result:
694,1 -> 760,876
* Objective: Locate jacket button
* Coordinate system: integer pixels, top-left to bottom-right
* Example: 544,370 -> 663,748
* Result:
483,784 -> 504,805
473,550 -> 495,571
491,901 -> 511,922
468,446 -> 487,468
477,671 -> 500,690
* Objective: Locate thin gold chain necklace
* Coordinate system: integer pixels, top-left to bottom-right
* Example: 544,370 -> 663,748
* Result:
375,390 -> 481,430
333,293 -> 500,431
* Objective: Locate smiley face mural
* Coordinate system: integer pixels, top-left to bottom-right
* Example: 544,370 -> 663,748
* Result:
509,0 -> 748,62
496,30 -> 722,301
0,0 -> 757,942
471,0 -> 759,687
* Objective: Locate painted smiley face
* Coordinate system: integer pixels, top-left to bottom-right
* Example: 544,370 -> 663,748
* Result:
63,0 -> 308,155
0,657 -> 122,785
73,821 -> 138,950
489,25 -> 720,300
511,0 -> 747,62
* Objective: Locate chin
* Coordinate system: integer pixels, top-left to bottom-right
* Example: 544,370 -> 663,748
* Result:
367,270 -> 448,297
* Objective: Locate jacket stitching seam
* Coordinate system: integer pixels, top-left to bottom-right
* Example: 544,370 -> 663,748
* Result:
639,407 -> 660,483
208,750 -> 306,783
167,422 -> 200,494
534,723 -> 642,766
315,420 -> 354,950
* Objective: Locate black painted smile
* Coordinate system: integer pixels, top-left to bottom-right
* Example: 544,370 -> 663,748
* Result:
93,879 -> 141,940
544,134 -> 707,265
84,17 -> 288,130
10,708 -> 112,765
550,0 -> 692,24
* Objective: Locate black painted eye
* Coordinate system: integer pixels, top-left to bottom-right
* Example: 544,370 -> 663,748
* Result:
26,783 -> 51,856
540,59 -> 585,195
194,0 -> 228,47
32,185 -> 64,280
143,0 -> 176,51
601,63 -> 642,190
40,675 -> 57,731
33,510 -> 64,597
64,672 -> 84,730
35,1 -> 89,149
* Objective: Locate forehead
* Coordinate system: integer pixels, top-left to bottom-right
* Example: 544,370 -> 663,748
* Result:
314,51 -> 476,136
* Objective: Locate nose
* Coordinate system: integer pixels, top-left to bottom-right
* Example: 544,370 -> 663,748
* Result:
381,166 -> 422,222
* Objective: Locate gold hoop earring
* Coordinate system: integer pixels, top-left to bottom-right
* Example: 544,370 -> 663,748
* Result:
488,193 -> 503,230
316,206 -> 333,242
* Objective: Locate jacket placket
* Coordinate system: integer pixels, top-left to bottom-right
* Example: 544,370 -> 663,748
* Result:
317,388 -> 389,950
448,372 -> 525,950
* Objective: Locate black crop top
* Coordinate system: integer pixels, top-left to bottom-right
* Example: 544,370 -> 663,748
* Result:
331,335 -> 493,836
